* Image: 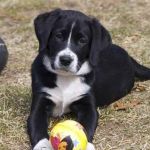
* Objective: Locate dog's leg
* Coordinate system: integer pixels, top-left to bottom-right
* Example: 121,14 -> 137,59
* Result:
27,94 -> 55,150
70,95 -> 98,150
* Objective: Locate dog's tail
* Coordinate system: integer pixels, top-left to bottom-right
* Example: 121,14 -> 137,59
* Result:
131,57 -> 150,81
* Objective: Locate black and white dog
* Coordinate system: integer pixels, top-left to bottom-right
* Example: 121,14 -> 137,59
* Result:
27,9 -> 150,150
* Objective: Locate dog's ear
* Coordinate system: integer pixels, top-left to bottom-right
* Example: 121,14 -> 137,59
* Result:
34,9 -> 61,51
90,18 -> 112,66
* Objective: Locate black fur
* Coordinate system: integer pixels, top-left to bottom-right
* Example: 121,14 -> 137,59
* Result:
90,18 -> 112,66
0,38 -> 8,73
34,9 -> 61,51
27,9 -> 150,149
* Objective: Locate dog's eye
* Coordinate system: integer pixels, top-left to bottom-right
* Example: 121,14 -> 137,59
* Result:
55,32 -> 63,40
78,37 -> 88,44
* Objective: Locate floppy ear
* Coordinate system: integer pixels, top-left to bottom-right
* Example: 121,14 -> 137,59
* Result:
90,18 -> 112,66
34,9 -> 61,51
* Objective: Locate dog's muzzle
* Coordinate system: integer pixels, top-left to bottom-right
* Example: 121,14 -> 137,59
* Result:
54,49 -> 78,74
59,55 -> 73,67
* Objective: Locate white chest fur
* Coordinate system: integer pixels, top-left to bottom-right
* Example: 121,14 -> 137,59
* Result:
42,75 -> 90,117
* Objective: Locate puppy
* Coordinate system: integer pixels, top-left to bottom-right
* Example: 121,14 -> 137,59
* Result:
27,9 -> 150,150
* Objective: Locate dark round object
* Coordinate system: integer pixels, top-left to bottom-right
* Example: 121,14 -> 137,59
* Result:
0,38 -> 8,73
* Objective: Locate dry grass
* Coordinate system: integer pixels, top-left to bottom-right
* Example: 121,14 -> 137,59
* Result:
0,0 -> 150,149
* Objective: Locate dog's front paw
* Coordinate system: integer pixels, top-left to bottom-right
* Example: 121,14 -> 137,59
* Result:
86,142 -> 95,150
33,138 -> 53,150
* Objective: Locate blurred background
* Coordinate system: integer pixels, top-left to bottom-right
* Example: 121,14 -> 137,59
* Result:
0,0 -> 150,149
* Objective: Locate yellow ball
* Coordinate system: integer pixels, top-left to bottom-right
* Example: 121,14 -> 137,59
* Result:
49,120 -> 88,150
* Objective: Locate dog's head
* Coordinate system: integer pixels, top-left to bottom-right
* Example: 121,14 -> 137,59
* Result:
34,9 -> 111,76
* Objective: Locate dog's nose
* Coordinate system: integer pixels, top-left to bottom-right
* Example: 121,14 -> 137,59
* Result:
59,55 -> 73,66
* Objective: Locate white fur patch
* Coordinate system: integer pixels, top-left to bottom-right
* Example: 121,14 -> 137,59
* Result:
86,142 -> 95,150
0,43 -> 5,46
43,55 -> 56,74
43,55 -> 75,76
67,22 -> 75,46
33,138 -> 53,150
55,48 -> 78,73
77,61 -> 92,75
42,75 -> 90,117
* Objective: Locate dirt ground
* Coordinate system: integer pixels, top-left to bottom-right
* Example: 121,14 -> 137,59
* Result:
0,0 -> 150,150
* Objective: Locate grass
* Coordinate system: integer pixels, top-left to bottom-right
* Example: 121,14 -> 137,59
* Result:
0,0 -> 150,149
0,85 -> 31,150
